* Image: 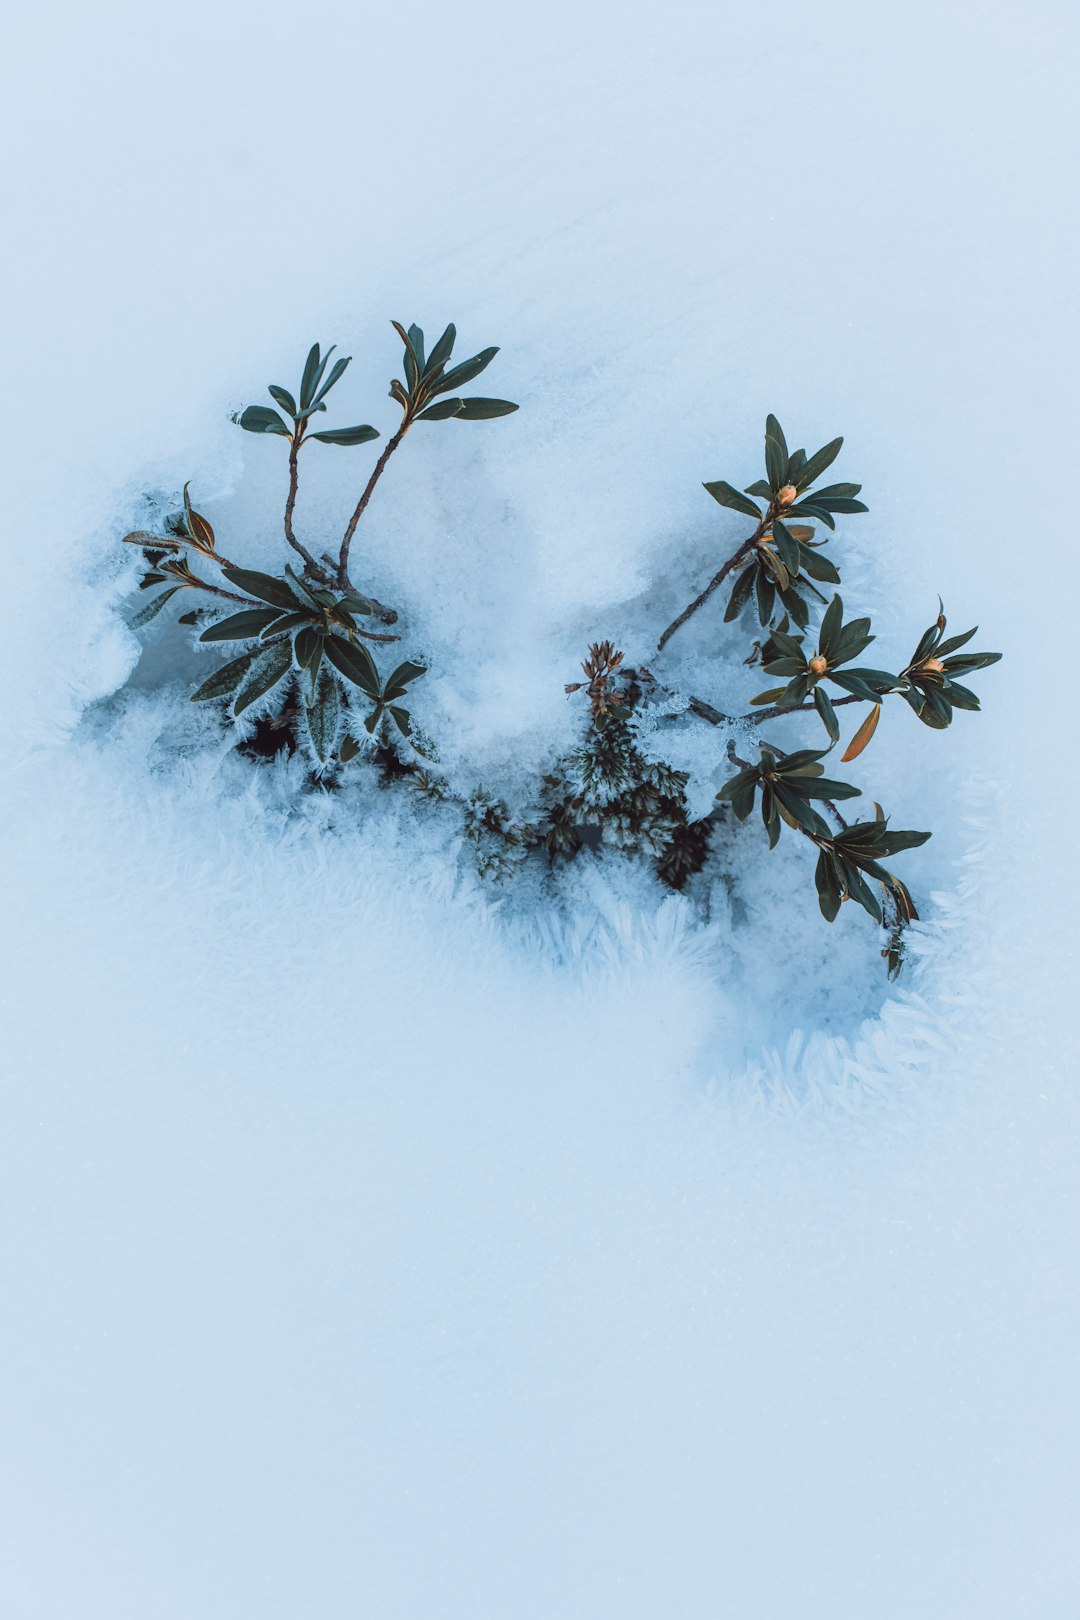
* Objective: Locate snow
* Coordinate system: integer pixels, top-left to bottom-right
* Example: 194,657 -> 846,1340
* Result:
2,1 -> 1078,1615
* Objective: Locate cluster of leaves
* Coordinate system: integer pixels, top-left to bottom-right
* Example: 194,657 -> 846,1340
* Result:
125,321 -> 518,768
707,415 -> 866,630
124,358 -> 1002,980
659,413 -> 1001,973
190,564 -> 427,763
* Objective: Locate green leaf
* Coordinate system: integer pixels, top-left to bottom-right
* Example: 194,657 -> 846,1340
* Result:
771,518 -> 801,574
841,860 -> 883,922
815,850 -> 842,922
429,346 -> 500,395
724,565 -> 756,621
818,594 -> 843,659
233,641 -> 292,716
814,686 -> 839,742
797,436 -> 843,490
199,608 -> 282,642
877,828 -> 931,855
305,667 -> 341,763
785,775 -> 861,801
299,343 -> 322,410
339,734 -> 362,764
785,501 -> 836,530
703,481 -> 762,520
424,323 -> 457,378
294,625 -> 322,670
771,781 -> 831,836
382,660 -> 427,699
309,424 -> 381,446
389,705 -> 411,736
764,414 -> 788,491
797,543 -> 840,584
811,495 -> 868,515
190,649 -> 256,703
417,396 -> 518,421
323,632 -> 380,698
268,385 -> 297,417
749,686 -> 790,705
406,324 -> 426,373
754,568 -> 775,626
941,651 -> 1002,674
130,587 -> 180,628
811,483 -> 862,499
238,405 -> 291,437
935,625 -> 978,658
313,356 -> 350,403
219,567 -> 304,611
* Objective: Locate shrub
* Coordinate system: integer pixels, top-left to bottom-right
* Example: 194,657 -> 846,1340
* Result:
124,322 -> 518,764
123,335 -> 1000,977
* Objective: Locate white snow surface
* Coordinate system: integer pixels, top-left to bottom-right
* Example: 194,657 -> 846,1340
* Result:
2,2 -> 1078,1616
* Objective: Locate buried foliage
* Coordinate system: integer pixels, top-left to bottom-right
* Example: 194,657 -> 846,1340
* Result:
124,342 -> 999,977
124,322 -> 517,763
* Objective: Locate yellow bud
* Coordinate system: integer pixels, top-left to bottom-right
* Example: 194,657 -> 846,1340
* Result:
777,485 -> 797,507
809,655 -> 828,676
921,657 -> 945,674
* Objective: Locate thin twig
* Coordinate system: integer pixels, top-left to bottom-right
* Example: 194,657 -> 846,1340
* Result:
747,691 -> 866,726
656,529 -> 763,652
338,419 -> 410,590
284,429 -> 334,584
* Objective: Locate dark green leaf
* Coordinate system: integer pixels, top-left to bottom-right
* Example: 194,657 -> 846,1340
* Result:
268,385 -> 297,417
233,641 -> 292,715
130,587 -> 180,628
309,424 -> 381,446
429,345 -> 498,395
764,415 -> 788,491
238,405 -> 291,437
219,567 -> 304,611
797,436 -> 843,490
424,323 -> 457,378
724,565 -> 756,622
190,649 -> 256,703
323,632 -> 380,698
199,608 -> 282,642
814,685 -> 839,742
818,594 -> 843,659
703,480 -> 762,520
306,667 -> 341,763
299,343 -> 322,410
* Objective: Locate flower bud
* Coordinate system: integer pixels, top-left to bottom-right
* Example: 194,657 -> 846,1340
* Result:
809,655 -> 828,676
777,485 -> 797,507
921,657 -> 945,674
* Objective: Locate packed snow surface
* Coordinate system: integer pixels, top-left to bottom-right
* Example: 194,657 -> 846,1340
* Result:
1,2 -> 1078,1616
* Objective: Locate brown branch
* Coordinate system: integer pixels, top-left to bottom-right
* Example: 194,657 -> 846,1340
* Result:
748,691 -> 867,726
284,428 -> 334,585
338,418 -> 411,590
656,500 -> 781,653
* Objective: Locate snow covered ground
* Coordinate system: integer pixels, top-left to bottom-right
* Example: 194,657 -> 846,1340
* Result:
2,2 -> 1078,1615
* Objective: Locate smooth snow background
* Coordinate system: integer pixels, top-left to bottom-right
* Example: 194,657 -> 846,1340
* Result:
1,2 -> 1078,1616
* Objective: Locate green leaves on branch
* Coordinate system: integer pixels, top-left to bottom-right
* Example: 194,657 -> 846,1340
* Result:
717,747 -> 929,943
717,746 -> 862,849
389,320 -> 518,425
236,341 -> 379,449
898,605 -> 1002,730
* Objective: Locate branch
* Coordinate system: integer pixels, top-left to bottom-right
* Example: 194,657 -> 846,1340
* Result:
748,691 -> 866,726
338,418 -> 411,590
284,428 -> 335,585
656,496 -> 786,653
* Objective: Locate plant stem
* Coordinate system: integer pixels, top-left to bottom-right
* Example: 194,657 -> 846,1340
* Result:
338,417 -> 411,590
284,427 -> 334,584
747,691 -> 866,726
656,510 -> 773,653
